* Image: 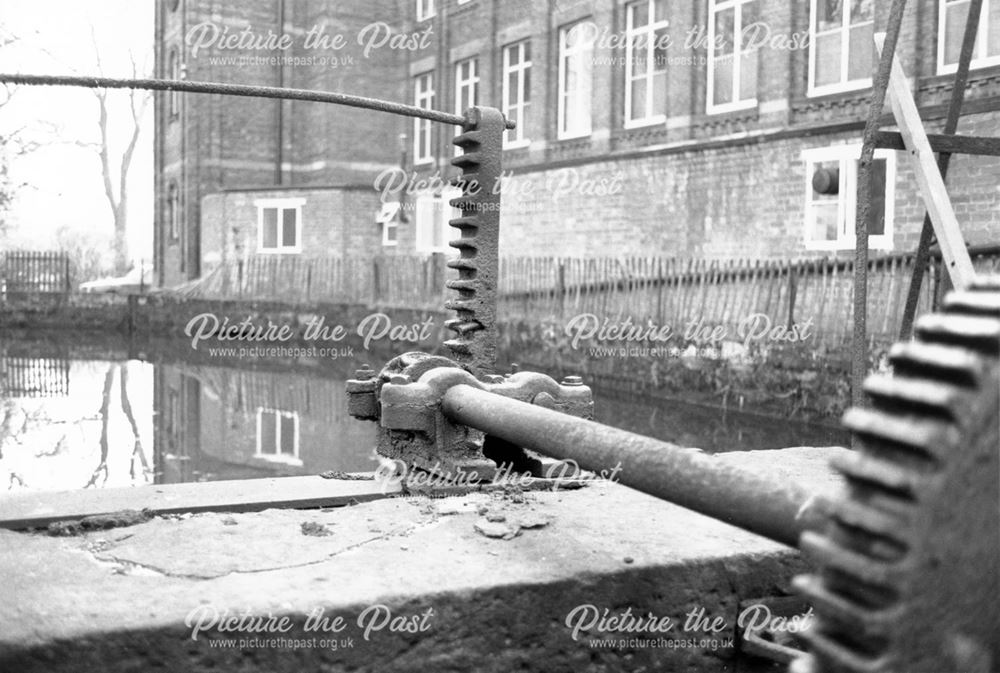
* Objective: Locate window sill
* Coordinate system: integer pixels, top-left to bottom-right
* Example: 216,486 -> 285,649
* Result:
623,116 -> 665,130
257,249 -> 302,255
706,99 -> 757,116
806,79 -> 872,99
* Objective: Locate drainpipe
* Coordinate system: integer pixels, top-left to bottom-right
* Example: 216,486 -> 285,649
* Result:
275,0 -> 285,185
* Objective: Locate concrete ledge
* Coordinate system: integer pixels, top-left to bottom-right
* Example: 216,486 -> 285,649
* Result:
0,446 -> 847,672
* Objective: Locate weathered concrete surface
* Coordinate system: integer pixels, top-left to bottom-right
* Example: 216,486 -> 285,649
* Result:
0,446 -> 847,673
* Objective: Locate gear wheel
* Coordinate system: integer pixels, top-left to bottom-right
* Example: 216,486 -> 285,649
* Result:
792,276 -> 1000,673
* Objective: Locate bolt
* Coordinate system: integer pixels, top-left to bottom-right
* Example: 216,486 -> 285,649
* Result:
354,364 -> 375,380
389,374 -> 411,385
561,375 -> 583,387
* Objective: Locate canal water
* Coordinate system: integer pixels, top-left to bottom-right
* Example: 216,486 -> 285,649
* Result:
0,350 -> 848,494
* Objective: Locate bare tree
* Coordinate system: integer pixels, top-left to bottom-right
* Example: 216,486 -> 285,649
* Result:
88,32 -> 150,273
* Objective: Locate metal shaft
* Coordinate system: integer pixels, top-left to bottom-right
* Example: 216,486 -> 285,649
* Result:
0,73 -> 516,130
441,384 -> 826,548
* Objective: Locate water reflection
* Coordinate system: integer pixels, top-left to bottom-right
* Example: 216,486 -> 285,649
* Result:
1,353 -> 846,494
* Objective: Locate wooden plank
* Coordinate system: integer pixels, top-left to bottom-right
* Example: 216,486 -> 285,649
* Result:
0,475 -> 402,530
875,33 -> 975,289
874,130 -> 1000,156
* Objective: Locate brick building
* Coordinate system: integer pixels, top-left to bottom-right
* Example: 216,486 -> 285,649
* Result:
154,0 -> 1000,287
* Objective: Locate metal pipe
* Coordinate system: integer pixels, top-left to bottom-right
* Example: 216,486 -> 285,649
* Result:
0,73 -> 516,130
898,0 -> 983,340
441,384 -> 827,548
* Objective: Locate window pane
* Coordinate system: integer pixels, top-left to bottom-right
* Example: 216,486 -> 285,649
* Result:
715,7 -> 735,55
652,71 -> 667,114
740,49 -> 758,100
815,32 -> 842,86
282,208 -> 296,247
990,0 -> 1000,56
816,0 -> 843,31
653,0 -> 667,22
631,40 -> 648,78
654,27 -> 670,67
713,56 -> 734,104
631,1 -> 649,28
508,71 -> 519,104
523,68 -> 531,103
812,203 -> 840,241
385,223 -> 397,243
741,1 -> 760,49
260,412 -> 276,453
944,2 -> 970,65
630,78 -> 647,119
850,0 -> 873,23
279,414 -> 296,454
847,23 -> 873,80
523,42 -> 531,63
867,158 -> 886,236
261,208 -> 278,248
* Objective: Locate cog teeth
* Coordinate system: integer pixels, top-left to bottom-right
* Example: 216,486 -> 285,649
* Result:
449,216 -> 479,230
827,497 -> 911,544
942,290 -> 1000,318
842,407 -> 955,463
800,532 -> 901,593
446,279 -> 477,292
447,258 -> 478,271
451,152 -> 481,168
444,298 -> 480,312
913,314 -> 1000,357
449,238 -> 478,251
793,575 -> 893,633
442,339 -> 472,356
444,319 -> 481,336
862,375 -> 966,418
830,452 -> 924,497
453,129 -> 484,146
799,628 -> 886,673
967,274 -> 1000,291
887,341 -> 987,387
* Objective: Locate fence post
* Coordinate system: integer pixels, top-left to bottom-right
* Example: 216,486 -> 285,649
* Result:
557,260 -> 566,319
787,259 -> 798,328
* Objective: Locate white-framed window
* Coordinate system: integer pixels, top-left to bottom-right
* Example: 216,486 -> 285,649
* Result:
417,0 -> 436,21
255,408 -> 301,466
454,57 -> 479,155
939,0 -> 1000,73
802,144 -> 895,251
558,20 -> 593,139
376,202 -> 400,247
808,0 -> 874,96
167,181 -> 180,241
414,189 -> 461,254
502,41 -> 531,148
708,0 -> 759,113
255,198 -> 303,254
625,0 -> 669,127
414,72 -> 435,165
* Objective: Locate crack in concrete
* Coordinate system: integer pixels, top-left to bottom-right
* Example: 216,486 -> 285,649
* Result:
84,518 -> 434,581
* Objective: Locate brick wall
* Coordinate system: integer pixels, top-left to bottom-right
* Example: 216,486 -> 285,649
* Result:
201,186 -> 386,264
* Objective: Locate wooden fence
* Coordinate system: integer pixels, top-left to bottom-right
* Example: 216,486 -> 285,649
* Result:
498,249 -> 1000,348
0,357 -> 71,397
174,248 -> 1000,349
174,255 -> 449,309
1,251 -> 71,295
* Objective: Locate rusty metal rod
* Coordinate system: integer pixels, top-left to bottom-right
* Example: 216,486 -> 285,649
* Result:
441,384 -> 827,548
898,0 -> 983,340
0,73 -> 516,129
852,0 -> 908,412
